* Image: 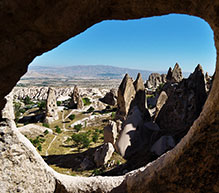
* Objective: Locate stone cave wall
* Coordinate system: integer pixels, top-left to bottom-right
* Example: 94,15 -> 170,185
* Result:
0,0 -> 218,192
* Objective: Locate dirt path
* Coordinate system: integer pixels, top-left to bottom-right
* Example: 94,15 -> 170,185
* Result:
45,135 -> 57,156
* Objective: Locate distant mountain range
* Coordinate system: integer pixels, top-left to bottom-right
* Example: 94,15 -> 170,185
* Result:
22,65 -> 191,81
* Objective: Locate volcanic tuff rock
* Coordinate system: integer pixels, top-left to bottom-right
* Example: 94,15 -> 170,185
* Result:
17,124 -> 53,138
150,135 -> 175,156
166,63 -> 183,83
132,73 -> 151,120
104,120 -> 118,146
116,106 -> 144,159
1,93 -> 15,120
145,73 -> 166,89
44,88 -> 59,124
156,64 -> 207,142
100,88 -> 117,106
70,85 -> 83,109
154,91 -> 168,119
94,143 -> 115,167
0,1 -> 219,192
116,74 -> 136,119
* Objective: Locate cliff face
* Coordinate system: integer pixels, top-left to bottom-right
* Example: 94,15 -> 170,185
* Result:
0,1 -> 218,192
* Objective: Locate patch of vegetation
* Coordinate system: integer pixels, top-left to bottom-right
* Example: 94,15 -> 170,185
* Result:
111,112 -> 116,119
43,122 -> 50,128
68,114 -> 75,121
23,96 -> 34,105
57,101 -> 62,106
55,125 -> 62,133
82,97 -> 91,106
44,129 -> 49,135
92,168 -> 103,176
74,124 -> 82,132
87,106 -> 95,113
92,131 -> 99,143
37,100 -> 46,110
71,132 -> 91,151
29,136 -> 45,152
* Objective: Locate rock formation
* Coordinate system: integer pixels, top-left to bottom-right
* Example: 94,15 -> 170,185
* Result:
0,1 -> 219,192
44,88 -> 59,124
145,73 -> 166,89
17,124 -> 53,138
100,88 -> 117,106
70,85 -> 83,109
104,120 -> 118,146
116,74 -> 136,119
154,91 -> 168,119
116,106 -> 144,159
94,143 -> 115,167
132,73 -> 150,120
156,64 -> 207,142
1,93 -> 15,120
166,63 -> 183,83
150,135 -> 175,156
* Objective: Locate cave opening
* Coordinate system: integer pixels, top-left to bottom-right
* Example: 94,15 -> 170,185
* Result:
1,12 -> 217,180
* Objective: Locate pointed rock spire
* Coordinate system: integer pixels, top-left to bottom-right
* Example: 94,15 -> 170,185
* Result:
116,74 -> 136,119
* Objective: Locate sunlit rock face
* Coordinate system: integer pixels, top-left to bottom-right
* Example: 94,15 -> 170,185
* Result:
0,1 -> 219,192
44,88 -> 59,124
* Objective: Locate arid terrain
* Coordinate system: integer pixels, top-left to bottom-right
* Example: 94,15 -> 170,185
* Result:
2,63 -> 212,178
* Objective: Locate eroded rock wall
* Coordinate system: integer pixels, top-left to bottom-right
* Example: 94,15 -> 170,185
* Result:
0,0 -> 219,192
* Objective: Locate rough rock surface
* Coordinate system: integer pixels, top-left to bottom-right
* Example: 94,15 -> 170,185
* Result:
116,106 -> 144,159
166,63 -> 183,83
156,64 -> 207,142
154,91 -> 168,119
145,73 -> 166,89
1,93 -> 15,120
150,135 -> 175,156
132,73 -> 150,121
44,88 -> 59,124
94,143 -> 115,167
116,74 -> 136,119
100,88 -> 117,106
0,1 -> 219,192
17,124 -> 53,138
0,120 -> 56,193
104,120 -> 118,146
70,85 -> 83,109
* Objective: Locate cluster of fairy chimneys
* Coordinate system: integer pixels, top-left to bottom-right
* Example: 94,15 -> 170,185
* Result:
104,62 -> 211,162
44,85 -> 83,124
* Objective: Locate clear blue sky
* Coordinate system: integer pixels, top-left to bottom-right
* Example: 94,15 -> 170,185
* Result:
30,14 -> 216,74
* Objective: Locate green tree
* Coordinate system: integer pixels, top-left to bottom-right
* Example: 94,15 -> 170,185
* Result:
71,133 -> 90,151
74,124 -> 82,132
69,114 -> 75,120
82,97 -> 91,106
55,125 -> 62,133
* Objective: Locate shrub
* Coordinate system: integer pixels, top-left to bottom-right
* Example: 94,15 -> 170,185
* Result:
37,145 -> 42,151
23,96 -> 34,105
57,101 -> 62,106
82,97 -> 91,106
37,100 -> 46,110
44,129 -> 49,135
74,124 -> 82,132
69,114 -> 75,120
92,132 -> 98,143
43,122 -> 50,128
111,112 -> 116,119
55,125 -> 62,133
87,106 -> 94,113
71,132 -> 90,150
19,108 -> 26,114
